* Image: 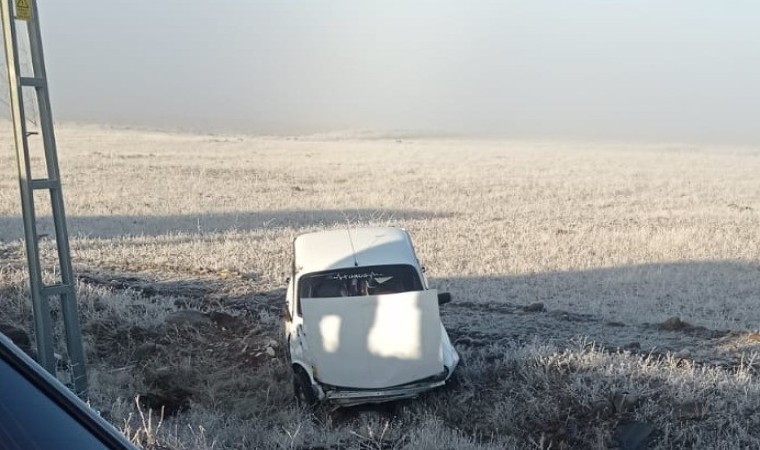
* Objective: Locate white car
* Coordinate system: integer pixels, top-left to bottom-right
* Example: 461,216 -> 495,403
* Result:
284,227 -> 460,407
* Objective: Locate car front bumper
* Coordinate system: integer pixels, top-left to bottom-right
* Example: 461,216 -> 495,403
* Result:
323,380 -> 447,407
317,368 -> 451,407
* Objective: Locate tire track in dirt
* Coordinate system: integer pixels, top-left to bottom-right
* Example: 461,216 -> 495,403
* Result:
75,270 -> 760,374
443,300 -> 760,372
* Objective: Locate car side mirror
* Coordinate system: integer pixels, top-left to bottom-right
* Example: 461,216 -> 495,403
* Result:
438,292 -> 452,305
282,307 -> 292,322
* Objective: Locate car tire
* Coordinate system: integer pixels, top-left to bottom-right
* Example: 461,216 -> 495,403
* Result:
444,369 -> 464,391
292,367 -> 318,407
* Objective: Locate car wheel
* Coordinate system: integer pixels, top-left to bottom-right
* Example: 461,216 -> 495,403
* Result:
292,367 -> 318,406
444,369 -> 464,391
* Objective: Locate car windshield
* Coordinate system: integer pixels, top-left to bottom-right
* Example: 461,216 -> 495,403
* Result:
299,264 -> 423,299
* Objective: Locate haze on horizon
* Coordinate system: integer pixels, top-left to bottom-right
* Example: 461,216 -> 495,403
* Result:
11,1 -> 760,144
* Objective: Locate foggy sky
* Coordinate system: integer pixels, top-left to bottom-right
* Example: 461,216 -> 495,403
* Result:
33,1 -> 760,143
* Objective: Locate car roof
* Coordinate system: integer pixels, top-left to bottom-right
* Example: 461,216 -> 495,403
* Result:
294,227 -> 418,274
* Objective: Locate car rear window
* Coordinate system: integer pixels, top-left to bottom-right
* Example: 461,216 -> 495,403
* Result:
299,264 -> 423,299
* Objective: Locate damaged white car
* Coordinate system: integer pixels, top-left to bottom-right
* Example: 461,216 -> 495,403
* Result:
284,227 -> 459,407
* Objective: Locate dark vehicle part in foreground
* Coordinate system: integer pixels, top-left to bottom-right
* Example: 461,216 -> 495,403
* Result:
0,332 -> 137,450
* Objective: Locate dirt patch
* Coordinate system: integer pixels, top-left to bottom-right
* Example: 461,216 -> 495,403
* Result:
76,272 -> 288,424
78,273 -> 217,301
660,316 -> 692,331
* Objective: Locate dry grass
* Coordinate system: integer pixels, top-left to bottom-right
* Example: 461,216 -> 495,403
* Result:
2,123 -> 760,448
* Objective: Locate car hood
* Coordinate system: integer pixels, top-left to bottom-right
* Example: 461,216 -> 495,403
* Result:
301,290 -> 444,389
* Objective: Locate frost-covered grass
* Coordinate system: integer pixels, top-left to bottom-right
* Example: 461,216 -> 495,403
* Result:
2,124 -> 760,448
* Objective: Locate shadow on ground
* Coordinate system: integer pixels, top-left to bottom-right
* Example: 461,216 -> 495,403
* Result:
3,259 -> 760,448
434,260 -> 760,332
0,208 -> 453,241
68,258 -> 760,375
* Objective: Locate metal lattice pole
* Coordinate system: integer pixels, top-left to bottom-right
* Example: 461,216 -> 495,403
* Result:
1,0 -> 87,396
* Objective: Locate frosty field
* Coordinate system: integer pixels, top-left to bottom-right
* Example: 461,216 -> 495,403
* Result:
2,124 -> 760,449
